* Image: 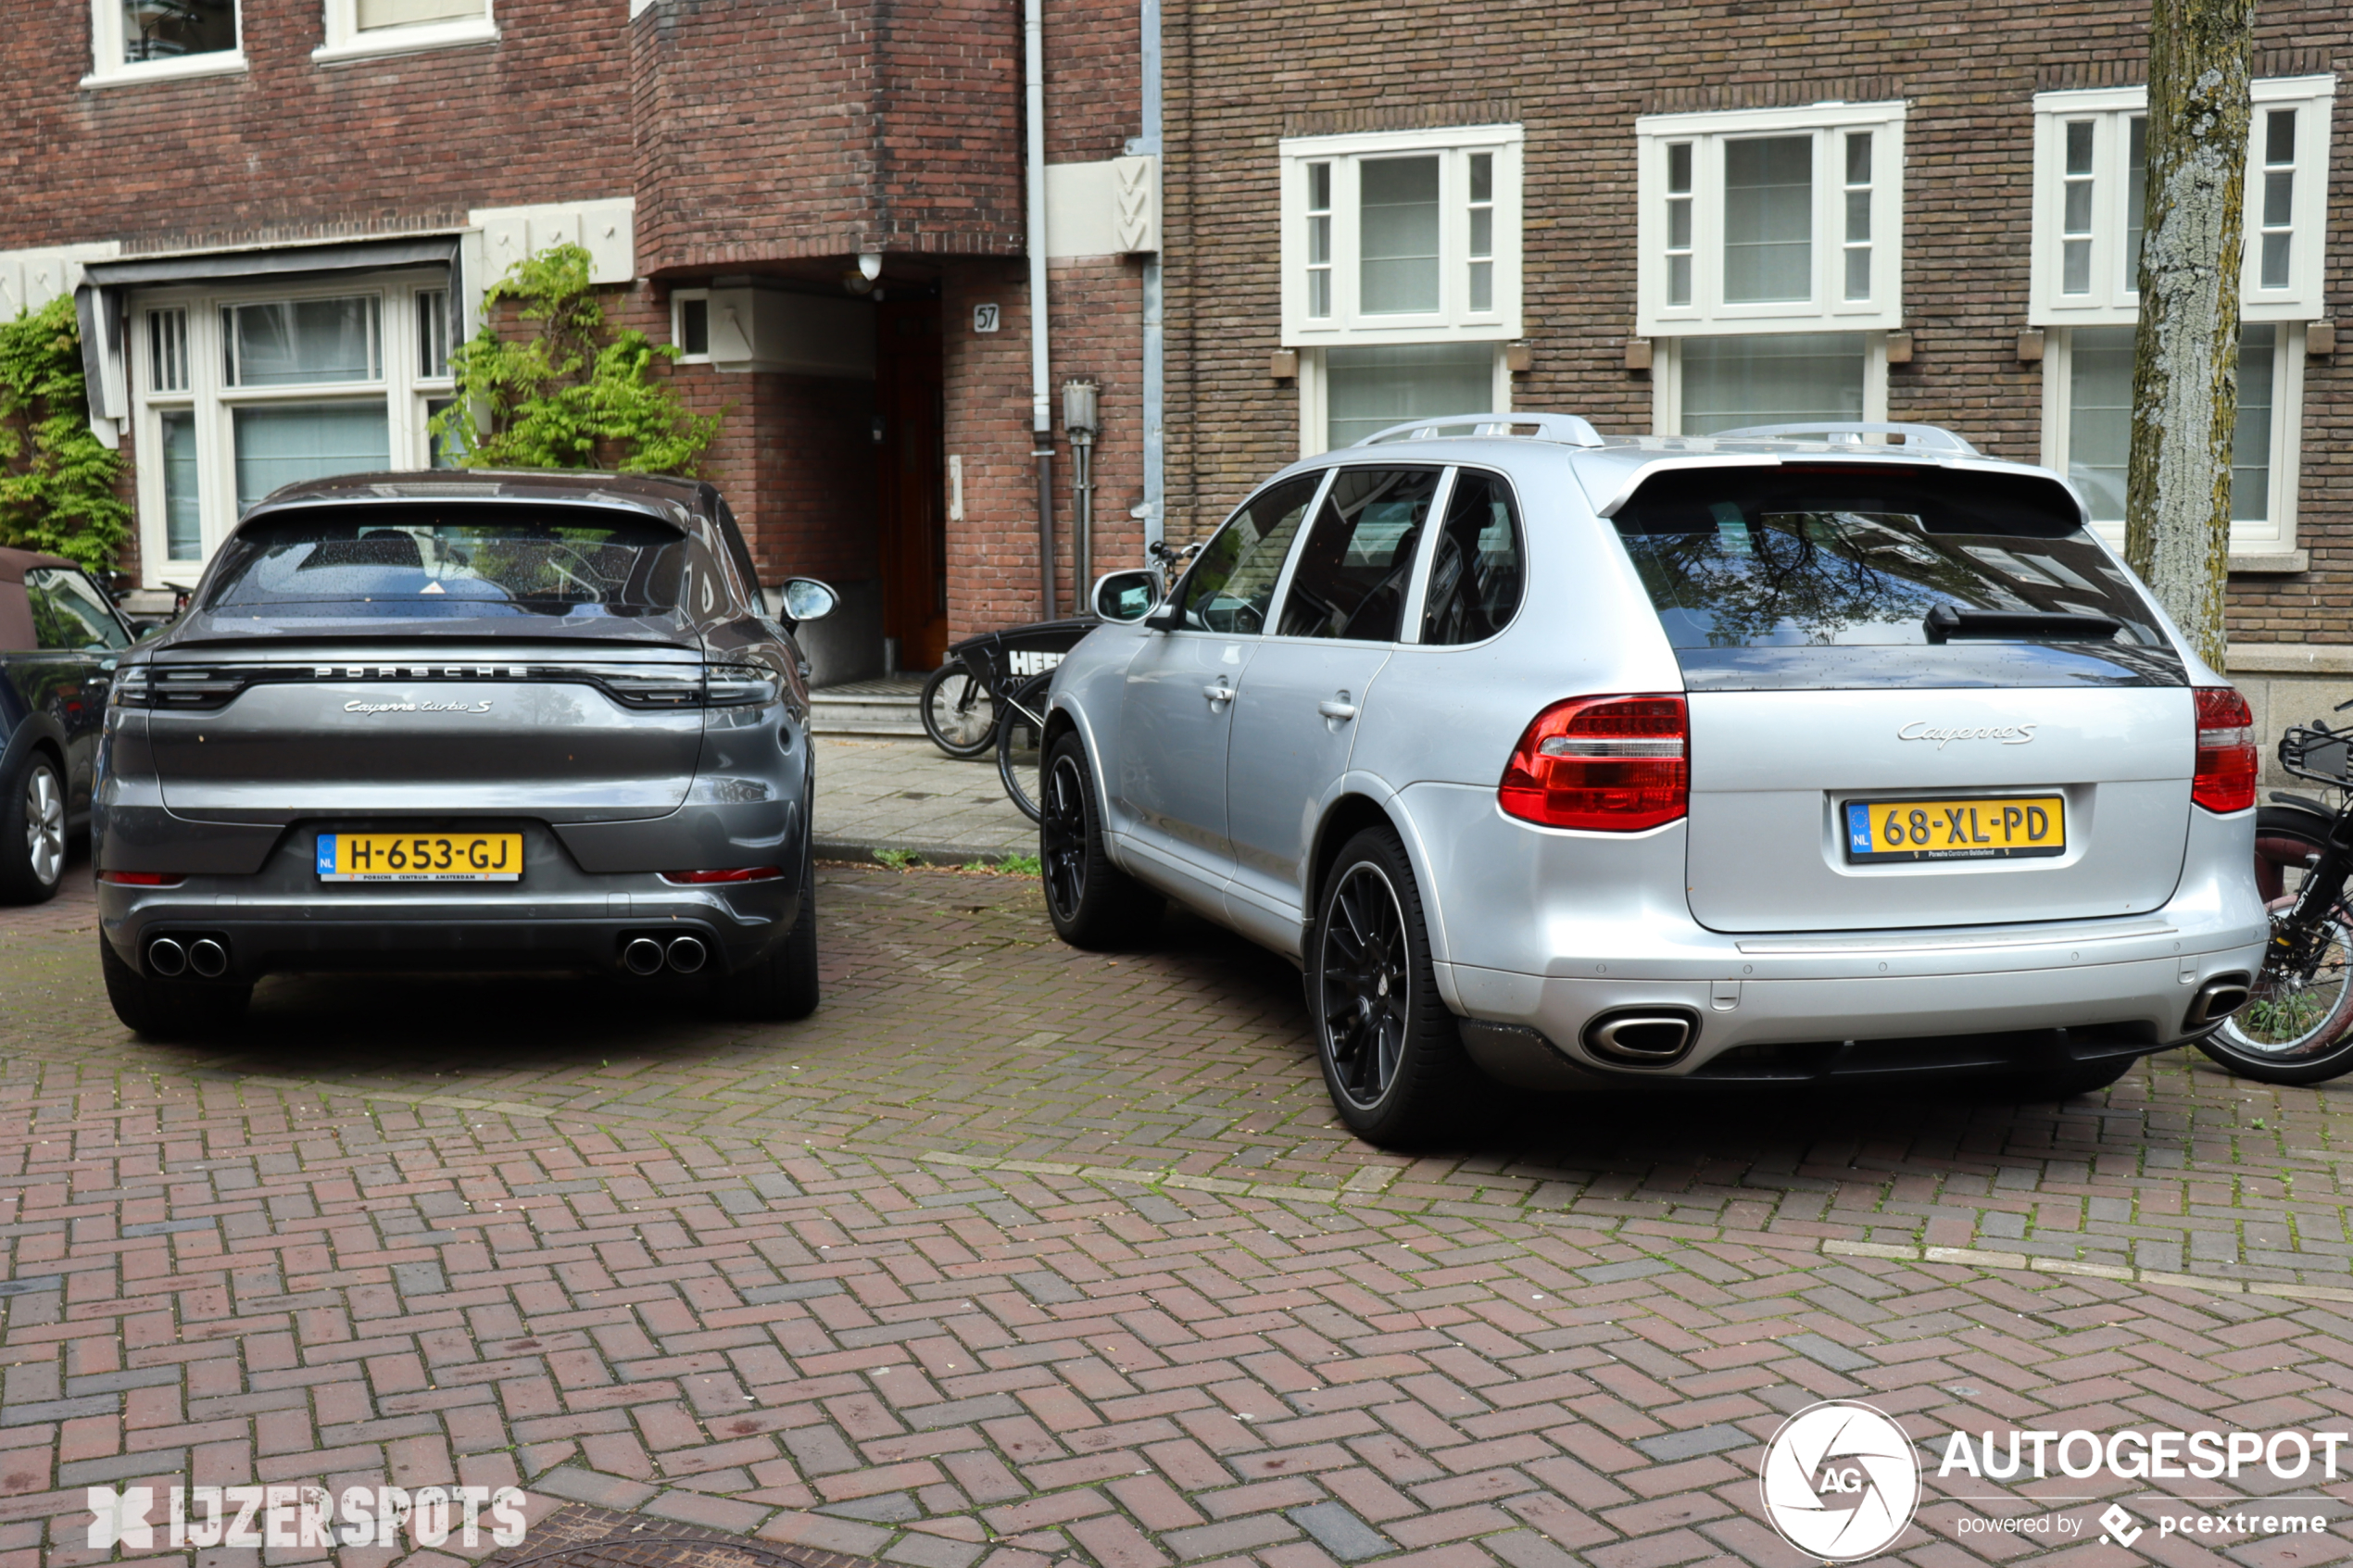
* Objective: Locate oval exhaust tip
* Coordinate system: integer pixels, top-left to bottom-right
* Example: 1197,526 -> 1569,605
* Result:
1584,1011 -> 1694,1066
623,938 -> 666,976
666,936 -> 708,974
2187,976 -> 2252,1030
147,937 -> 187,977
186,938 -> 229,979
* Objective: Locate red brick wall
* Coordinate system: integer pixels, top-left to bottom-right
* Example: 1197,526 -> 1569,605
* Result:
943,260 -> 1048,636
1160,3 -> 2352,642
1045,0 -> 1139,162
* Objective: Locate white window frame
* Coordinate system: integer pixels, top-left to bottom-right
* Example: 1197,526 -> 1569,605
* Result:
128,272 -> 454,586
671,289 -> 712,364
1278,124 -> 1524,348
83,0 -> 245,87
1647,332 -> 1892,436
316,0 -> 497,62
1295,345 -> 1512,458
1635,101 -> 1907,337
2038,322 -> 2305,557
2028,76 -> 2335,325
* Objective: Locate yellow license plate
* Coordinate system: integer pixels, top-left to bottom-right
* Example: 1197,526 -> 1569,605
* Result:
1843,796 -> 2065,862
316,832 -> 522,882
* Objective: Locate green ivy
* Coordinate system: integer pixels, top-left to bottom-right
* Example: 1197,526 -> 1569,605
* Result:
431,243 -> 721,475
0,297 -> 131,571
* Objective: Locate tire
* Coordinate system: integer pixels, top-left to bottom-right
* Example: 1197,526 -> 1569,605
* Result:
1038,731 -> 1161,949
2201,805 -> 2353,1085
714,850 -> 822,1022
921,663 -> 998,759
995,670 -> 1053,824
99,935 -> 250,1038
1309,826 -> 1471,1146
0,750 -> 68,905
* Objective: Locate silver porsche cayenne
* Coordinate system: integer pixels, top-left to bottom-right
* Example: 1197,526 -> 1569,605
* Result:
93,470 -> 835,1036
1037,416 -> 2269,1142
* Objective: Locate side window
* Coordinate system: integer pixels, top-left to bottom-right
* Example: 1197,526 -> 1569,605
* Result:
1176,475 -> 1321,633
1420,470 -> 1525,645
27,569 -> 132,652
1277,467 -> 1441,642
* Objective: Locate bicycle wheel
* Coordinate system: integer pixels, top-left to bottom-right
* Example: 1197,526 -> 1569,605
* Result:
920,663 -> 997,759
2201,805 -> 2353,1084
995,670 -> 1053,824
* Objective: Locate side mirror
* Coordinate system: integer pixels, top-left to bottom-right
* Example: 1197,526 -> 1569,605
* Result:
780,577 -> 838,622
1090,568 -> 1160,623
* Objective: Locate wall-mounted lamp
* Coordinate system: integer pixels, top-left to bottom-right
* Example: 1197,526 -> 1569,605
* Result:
845,251 -> 886,295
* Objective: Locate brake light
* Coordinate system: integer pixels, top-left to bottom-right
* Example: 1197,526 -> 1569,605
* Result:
1499,694 -> 1689,831
2192,686 -> 2257,813
98,871 -> 184,886
660,866 -> 786,884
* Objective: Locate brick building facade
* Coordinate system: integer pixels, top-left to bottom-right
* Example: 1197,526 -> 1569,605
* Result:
5,0 -> 1155,682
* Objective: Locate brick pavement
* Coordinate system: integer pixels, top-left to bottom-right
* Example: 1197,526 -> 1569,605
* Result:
3,867 -> 2353,1566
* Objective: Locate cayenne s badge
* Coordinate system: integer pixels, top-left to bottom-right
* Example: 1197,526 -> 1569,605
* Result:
1896,721 -> 2037,748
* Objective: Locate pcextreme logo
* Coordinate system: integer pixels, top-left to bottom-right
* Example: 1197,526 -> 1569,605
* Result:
1758,1399 -> 1922,1561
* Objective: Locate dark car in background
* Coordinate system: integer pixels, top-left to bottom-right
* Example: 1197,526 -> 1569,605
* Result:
92,470 -> 837,1036
1,548 -> 138,902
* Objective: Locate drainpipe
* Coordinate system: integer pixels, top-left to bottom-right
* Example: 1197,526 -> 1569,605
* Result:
1136,0 -> 1164,550
1025,0 -> 1056,618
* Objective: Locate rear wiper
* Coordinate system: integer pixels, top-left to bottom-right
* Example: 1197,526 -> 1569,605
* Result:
1923,604 -> 2120,643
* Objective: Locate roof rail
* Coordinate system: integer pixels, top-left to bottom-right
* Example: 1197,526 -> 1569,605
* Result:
1709,420 -> 1980,455
1353,413 -> 1605,448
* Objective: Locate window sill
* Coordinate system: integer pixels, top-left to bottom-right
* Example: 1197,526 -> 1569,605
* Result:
2228,549 -> 2309,575
81,53 -> 248,90
313,20 -> 498,63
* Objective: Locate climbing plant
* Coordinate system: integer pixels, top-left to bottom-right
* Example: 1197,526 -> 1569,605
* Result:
430,243 -> 721,475
0,296 -> 131,571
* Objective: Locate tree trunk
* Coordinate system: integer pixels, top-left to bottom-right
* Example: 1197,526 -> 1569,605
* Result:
2122,0 -> 2255,669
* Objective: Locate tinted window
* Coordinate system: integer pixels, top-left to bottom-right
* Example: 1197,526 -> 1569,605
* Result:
27,569 -> 132,651
1277,467 -> 1440,642
1174,476 -> 1318,633
1612,468 -> 2160,649
1420,469 -> 1523,645
204,508 -> 689,621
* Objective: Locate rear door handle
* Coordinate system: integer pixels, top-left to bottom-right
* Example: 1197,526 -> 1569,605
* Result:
1317,699 -> 1358,721
1202,683 -> 1234,704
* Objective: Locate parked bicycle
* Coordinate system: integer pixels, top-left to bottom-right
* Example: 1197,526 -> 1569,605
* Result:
2207,706 -> 2353,1084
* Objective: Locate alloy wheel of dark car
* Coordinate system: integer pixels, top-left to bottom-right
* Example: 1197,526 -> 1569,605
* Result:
1318,862 -> 1410,1108
0,755 -> 66,904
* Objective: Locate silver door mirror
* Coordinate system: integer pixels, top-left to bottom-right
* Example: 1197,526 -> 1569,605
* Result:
1091,568 -> 1160,623
780,577 -> 838,621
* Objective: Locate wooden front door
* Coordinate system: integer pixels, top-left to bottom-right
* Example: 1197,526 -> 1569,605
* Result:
875,297 -> 948,672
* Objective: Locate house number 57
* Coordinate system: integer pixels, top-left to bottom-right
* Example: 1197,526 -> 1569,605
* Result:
972,303 -> 1001,332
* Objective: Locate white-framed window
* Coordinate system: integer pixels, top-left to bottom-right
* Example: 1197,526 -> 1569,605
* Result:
1635,101 -> 1906,337
2038,322 -> 2304,554
129,274 -> 455,583
317,0 -> 495,61
2028,76 -> 2335,325
671,290 -> 711,364
1296,343 -> 1512,456
1279,124 -> 1523,348
1648,332 -> 1893,437
84,0 -> 245,87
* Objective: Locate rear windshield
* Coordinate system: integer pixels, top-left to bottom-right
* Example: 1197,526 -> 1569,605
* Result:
204,508 -> 687,620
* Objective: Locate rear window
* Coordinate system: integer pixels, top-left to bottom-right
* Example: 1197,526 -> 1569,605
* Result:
204,508 -> 688,621
1612,467 -> 2185,689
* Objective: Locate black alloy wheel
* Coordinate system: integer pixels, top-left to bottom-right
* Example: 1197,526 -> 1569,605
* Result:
1320,863 -> 1410,1108
1038,732 -> 1161,948
1040,748 -> 1088,922
1309,826 -> 1469,1144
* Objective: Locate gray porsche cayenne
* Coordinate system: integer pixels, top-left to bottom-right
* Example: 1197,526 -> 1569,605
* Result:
92,470 -> 835,1036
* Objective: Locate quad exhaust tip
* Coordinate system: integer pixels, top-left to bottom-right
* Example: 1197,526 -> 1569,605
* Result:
186,938 -> 229,979
2185,973 -> 2252,1032
147,937 -> 187,977
1582,1010 -> 1696,1067
622,938 -> 665,976
666,936 -> 707,974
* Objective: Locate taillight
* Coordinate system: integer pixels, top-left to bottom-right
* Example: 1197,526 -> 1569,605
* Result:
660,866 -> 786,884
98,872 -> 185,886
2192,686 -> 2257,813
1499,694 -> 1689,831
